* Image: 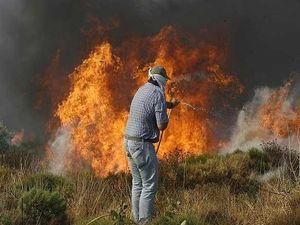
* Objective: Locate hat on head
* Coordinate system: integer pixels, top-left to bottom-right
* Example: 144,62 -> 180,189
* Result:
149,66 -> 170,80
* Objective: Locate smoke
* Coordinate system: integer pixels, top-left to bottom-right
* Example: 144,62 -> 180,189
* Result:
225,77 -> 300,152
0,0 -> 300,136
48,127 -> 72,175
225,87 -> 275,151
0,0 -> 84,135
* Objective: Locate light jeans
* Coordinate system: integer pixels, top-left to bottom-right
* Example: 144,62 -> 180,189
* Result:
124,139 -> 158,222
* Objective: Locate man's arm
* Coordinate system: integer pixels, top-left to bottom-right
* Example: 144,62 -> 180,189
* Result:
155,93 -> 169,131
158,122 -> 168,131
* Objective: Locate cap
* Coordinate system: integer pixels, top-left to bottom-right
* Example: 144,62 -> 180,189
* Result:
150,66 -> 170,80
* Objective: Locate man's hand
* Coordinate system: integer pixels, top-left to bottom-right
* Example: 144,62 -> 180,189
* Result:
158,122 -> 168,131
166,98 -> 180,109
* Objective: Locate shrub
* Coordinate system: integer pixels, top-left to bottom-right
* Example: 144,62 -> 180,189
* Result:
203,209 -> 237,225
0,140 -> 43,170
176,152 -> 261,197
0,122 -> 10,152
0,213 -> 12,225
0,167 -> 13,184
159,149 -> 189,190
184,154 -> 213,165
178,155 -> 231,189
22,173 -> 74,203
18,188 -> 68,225
228,173 -> 260,197
225,151 -> 250,175
261,140 -> 286,167
261,140 -> 300,180
247,148 -> 270,173
225,152 -> 260,196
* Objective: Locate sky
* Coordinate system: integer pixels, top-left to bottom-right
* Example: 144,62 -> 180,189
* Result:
0,0 -> 299,134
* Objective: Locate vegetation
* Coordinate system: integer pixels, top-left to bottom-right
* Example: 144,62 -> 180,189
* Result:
0,122 -> 10,152
0,124 -> 299,225
19,188 -> 67,225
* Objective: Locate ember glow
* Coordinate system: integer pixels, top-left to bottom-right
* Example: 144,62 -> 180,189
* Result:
49,26 -> 244,176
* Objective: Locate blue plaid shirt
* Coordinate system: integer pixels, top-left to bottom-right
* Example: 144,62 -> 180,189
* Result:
125,82 -> 169,141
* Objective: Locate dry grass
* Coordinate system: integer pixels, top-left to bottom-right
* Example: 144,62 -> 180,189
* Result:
0,140 -> 300,225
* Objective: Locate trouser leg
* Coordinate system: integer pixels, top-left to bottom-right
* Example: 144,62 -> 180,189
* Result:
139,142 -> 158,220
124,139 -> 143,222
130,161 -> 143,222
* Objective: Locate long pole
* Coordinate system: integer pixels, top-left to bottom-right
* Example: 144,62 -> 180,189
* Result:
156,109 -> 172,154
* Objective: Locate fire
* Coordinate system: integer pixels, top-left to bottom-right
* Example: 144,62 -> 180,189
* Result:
56,43 -> 127,176
259,79 -> 300,137
53,26 -> 243,176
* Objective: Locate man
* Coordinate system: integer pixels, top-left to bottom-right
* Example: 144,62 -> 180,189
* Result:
124,66 -> 179,224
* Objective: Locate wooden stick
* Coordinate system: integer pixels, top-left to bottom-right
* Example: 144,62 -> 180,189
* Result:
156,109 -> 172,154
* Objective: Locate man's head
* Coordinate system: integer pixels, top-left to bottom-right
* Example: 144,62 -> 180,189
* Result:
148,66 -> 170,80
148,66 -> 170,92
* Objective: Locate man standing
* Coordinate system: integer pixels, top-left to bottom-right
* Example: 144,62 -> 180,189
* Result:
124,66 -> 179,224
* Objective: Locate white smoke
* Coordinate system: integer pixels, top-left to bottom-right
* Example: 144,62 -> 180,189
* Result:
224,80 -> 300,153
48,127 -> 73,175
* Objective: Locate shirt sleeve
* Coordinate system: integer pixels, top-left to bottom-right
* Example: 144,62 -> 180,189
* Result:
154,91 -> 169,126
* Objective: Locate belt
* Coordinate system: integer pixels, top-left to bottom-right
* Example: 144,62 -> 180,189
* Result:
125,135 -> 157,143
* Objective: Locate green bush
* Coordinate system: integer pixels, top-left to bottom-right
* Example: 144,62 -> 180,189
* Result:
225,151 -> 250,175
175,152 -> 261,197
223,152 -> 259,196
0,140 -> 43,170
18,188 -> 68,225
184,154 -> 213,165
22,173 -> 74,203
0,213 -> 13,225
0,167 -> 13,184
178,155 -> 231,189
228,173 -> 260,197
203,209 -> 237,225
247,148 -> 270,173
158,149 -> 189,190
261,140 -> 300,180
0,122 -> 10,152
261,140 -> 285,168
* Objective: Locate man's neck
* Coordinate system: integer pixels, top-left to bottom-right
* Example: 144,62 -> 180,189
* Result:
148,78 -> 159,87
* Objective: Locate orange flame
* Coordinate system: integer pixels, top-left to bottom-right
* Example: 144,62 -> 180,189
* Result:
53,26 -> 243,176
259,79 -> 300,137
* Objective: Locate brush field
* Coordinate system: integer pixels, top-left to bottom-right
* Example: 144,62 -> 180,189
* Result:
0,123 -> 299,225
